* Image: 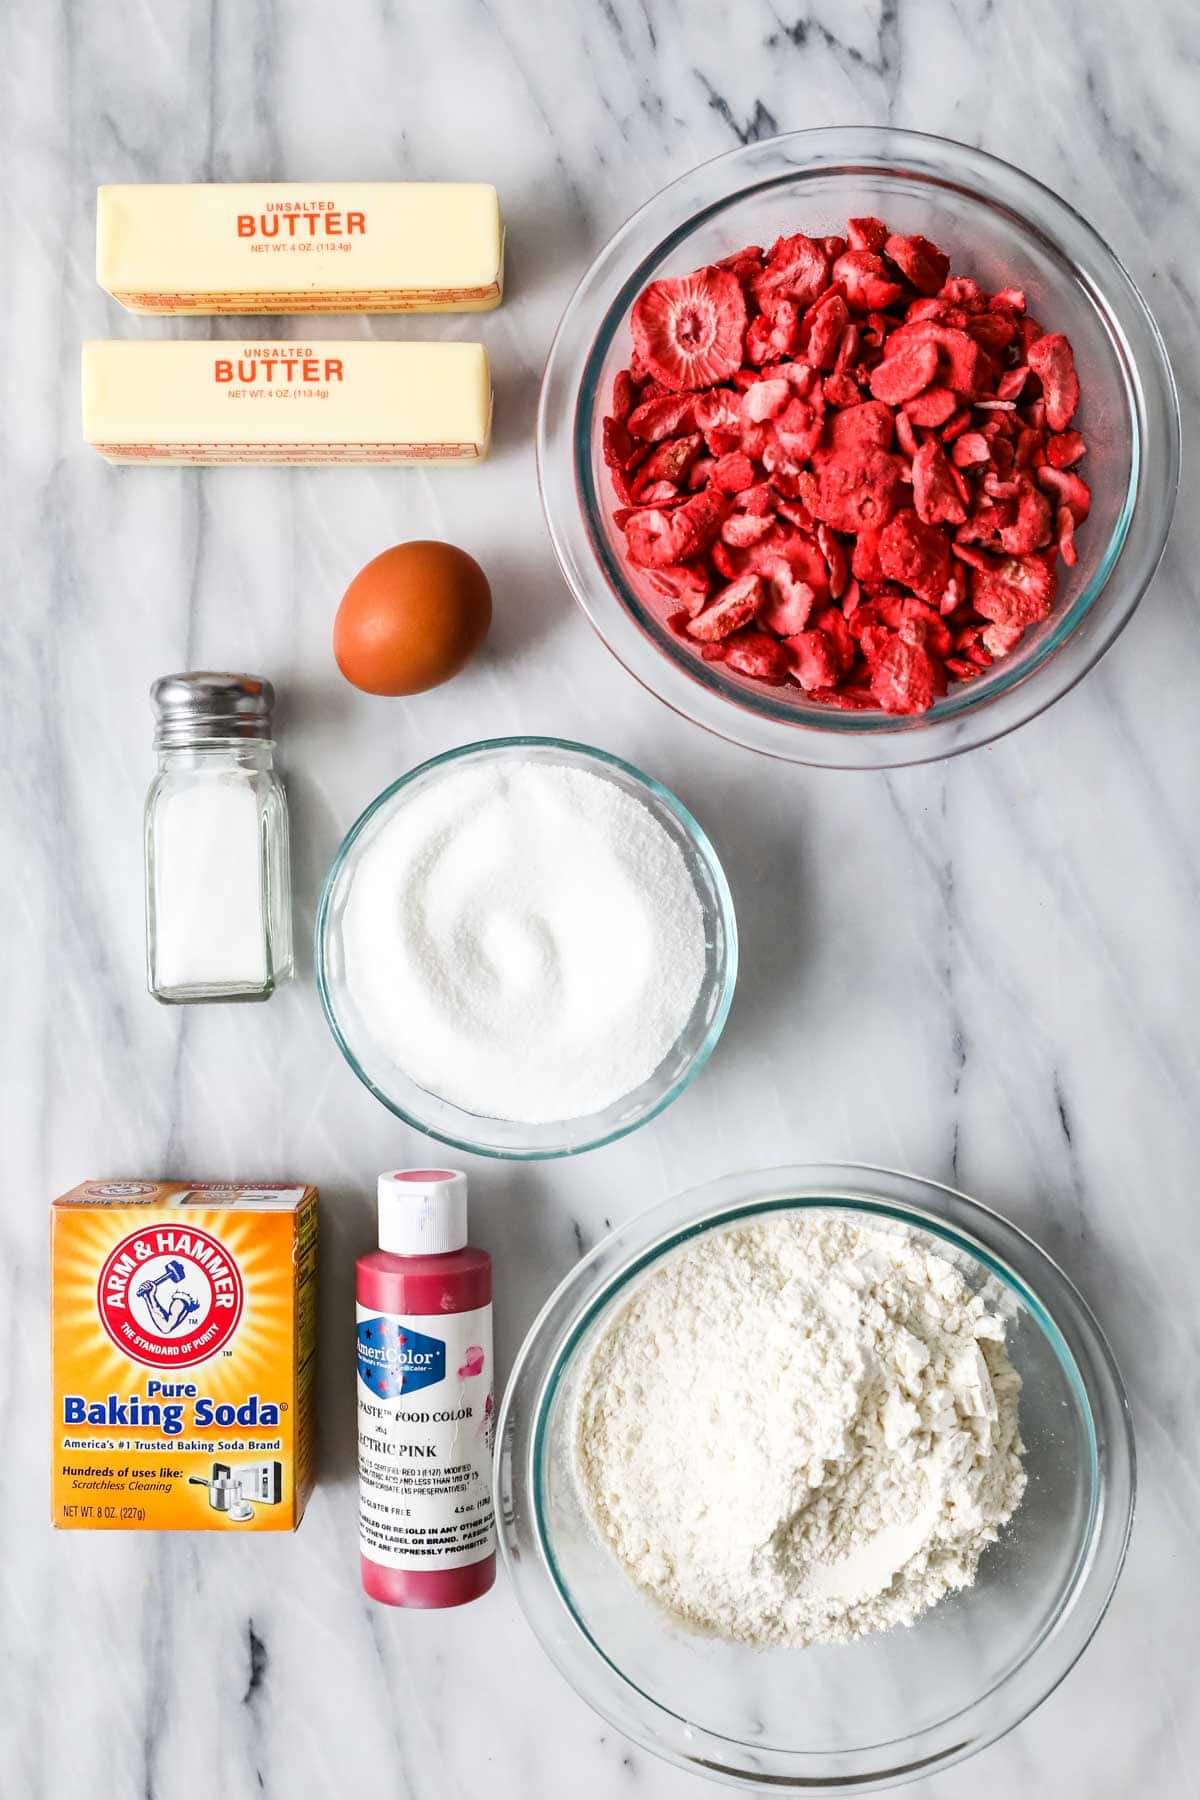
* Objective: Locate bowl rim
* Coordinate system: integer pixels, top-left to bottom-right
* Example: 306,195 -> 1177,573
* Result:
537,126 -> 1181,769
497,1162 -> 1137,1791
314,735 -> 739,1159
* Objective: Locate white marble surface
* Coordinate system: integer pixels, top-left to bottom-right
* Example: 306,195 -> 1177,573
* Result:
4,2 -> 1198,1795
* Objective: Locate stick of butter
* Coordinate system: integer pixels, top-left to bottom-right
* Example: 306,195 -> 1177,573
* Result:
82,340 -> 492,466
97,183 -> 504,315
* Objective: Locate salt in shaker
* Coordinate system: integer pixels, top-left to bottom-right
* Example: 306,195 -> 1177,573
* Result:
145,672 -> 293,1003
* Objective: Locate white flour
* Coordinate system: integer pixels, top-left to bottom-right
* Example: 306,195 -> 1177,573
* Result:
342,760 -> 707,1123
575,1212 -> 1025,1647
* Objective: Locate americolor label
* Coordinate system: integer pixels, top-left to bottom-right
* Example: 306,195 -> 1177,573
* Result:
51,1182 -> 317,1531
357,1303 -> 495,1570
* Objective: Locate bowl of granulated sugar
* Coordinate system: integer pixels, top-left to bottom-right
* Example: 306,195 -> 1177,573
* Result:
315,737 -> 737,1158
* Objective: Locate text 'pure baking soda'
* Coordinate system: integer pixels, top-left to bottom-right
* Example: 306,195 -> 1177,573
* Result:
50,1180 -> 317,1530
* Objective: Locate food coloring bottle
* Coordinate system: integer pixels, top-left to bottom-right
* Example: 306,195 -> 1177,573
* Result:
356,1170 -> 495,1607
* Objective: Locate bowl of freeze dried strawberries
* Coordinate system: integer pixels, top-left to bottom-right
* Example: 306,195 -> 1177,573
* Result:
538,128 -> 1179,767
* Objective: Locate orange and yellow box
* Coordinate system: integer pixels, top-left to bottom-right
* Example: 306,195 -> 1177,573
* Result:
51,1180 -> 317,1530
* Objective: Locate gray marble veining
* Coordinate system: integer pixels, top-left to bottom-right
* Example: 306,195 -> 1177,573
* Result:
3,1 -> 1199,1795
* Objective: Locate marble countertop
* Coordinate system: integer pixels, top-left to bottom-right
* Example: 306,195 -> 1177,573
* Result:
5,2 -> 1198,1795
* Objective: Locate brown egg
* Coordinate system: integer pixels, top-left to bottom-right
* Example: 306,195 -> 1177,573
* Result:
333,540 -> 492,696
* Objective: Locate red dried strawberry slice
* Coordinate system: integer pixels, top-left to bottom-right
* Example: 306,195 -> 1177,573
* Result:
869,632 -> 946,713
646,562 -> 712,615
869,338 -> 940,405
884,233 -> 950,296
633,433 -> 704,491
810,605 -> 856,675
686,572 -> 763,641
1026,332 -> 1080,431
851,526 -> 884,587
723,628 -> 792,683
950,432 -> 990,468
631,267 -> 748,393
611,369 -> 634,423
693,389 -> 743,433
1036,465 -> 1091,522
981,619 -> 1027,657
828,399 -> 895,453
740,377 -> 791,424
772,395 -> 825,461
625,488 -> 729,567
998,487 -> 1052,556
809,446 -> 904,534
1046,430 -> 1086,469
878,508 -> 951,602
756,561 -> 817,637
847,216 -> 888,254
910,440 -> 967,529
904,385 -> 957,428
1056,505 -> 1078,568
711,451 -> 757,493
746,301 -> 800,366
833,250 -> 903,313
722,512 -> 776,548
786,628 -> 841,691
971,553 -> 1057,626
804,291 -> 851,369
753,233 -> 830,311
627,394 -> 698,441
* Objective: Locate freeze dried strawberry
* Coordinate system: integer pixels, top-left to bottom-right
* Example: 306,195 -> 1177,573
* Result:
940,276 -> 986,313
998,487 -> 1052,556
1056,505 -> 1078,567
833,250 -> 903,313
817,523 -> 848,598
772,396 -> 826,461
688,456 -> 716,490
932,327 -> 990,398
754,530 -> 831,596
810,605 -> 856,675
884,233 -> 950,295
722,512 -> 776,548
633,480 -> 682,505
991,287 -> 1026,313
603,414 -> 633,469
972,553 -> 1057,626
723,627 -> 793,683
1036,465 -> 1091,523
611,369 -> 634,424
686,572 -> 763,641
950,431 -> 990,468
912,439 -> 967,526
693,389 -> 743,433
996,366 -> 1030,402
786,628 -> 841,691
829,400 -> 895,453
805,291 -> 851,369
823,235 -> 848,261
873,593 -> 953,660
739,480 -> 777,516
1026,332 -> 1079,431
848,216 -> 888,253
878,508 -> 951,602
869,633 -> 946,713
741,377 -> 791,423
647,562 -> 712,614
634,433 -> 704,490
822,370 -> 863,411
625,488 -> 729,566
756,560 -> 818,636
981,619 -> 1026,657
905,385 -> 957,428
851,526 -> 884,588
717,244 -> 765,285
632,266 -> 748,392
754,233 -> 830,311
627,394 -> 698,441
809,446 -> 904,533
711,451 -> 757,493
869,338 -> 940,406
1046,430 -> 1086,469
894,412 -> 920,461
944,656 -> 983,681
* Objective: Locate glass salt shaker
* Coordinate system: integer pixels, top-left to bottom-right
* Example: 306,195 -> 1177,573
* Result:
145,672 -> 294,1003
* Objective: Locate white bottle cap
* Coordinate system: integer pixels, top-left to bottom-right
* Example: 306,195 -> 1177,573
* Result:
378,1169 -> 469,1255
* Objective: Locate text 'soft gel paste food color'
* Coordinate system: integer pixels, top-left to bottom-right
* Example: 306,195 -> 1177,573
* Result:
356,1170 -> 496,1608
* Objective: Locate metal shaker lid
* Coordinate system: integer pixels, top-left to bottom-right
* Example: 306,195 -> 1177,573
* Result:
151,672 -> 275,746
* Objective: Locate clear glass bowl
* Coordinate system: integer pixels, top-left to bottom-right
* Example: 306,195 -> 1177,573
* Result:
538,128 -> 1180,768
315,737 -> 737,1159
498,1164 -> 1135,1791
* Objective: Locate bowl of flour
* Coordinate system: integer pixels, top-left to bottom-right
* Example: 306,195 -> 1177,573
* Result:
498,1164 -> 1134,1792
316,738 -> 736,1156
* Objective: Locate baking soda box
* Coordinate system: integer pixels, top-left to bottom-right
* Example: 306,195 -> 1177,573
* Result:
50,1180 -> 317,1530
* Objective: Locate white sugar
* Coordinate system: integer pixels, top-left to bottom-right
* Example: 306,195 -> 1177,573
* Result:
342,761 -> 708,1123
